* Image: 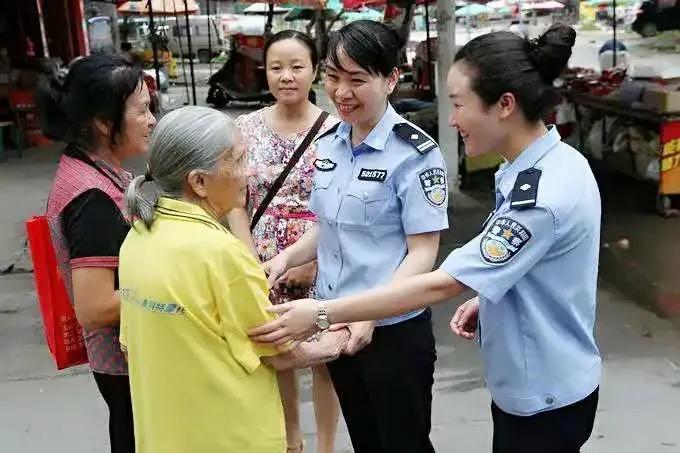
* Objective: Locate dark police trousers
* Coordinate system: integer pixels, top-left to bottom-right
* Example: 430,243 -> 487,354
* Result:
492,388 -> 599,453
327,309 -> 436,453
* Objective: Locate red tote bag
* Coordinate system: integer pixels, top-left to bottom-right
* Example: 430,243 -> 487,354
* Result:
26,215 -> 88,370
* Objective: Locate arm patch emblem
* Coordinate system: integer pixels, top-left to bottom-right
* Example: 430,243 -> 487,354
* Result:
419,167 -> 447,207
480,217 -> 532,264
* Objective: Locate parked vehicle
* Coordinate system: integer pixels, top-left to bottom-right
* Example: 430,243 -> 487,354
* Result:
120,15 -> 225,63
167,15 -> 225,63
206,32 -> 317,108
632,0 -> 680,36
207,34 -> 275,107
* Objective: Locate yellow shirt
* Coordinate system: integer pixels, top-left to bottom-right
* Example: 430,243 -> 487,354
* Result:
119,197 -> 285,453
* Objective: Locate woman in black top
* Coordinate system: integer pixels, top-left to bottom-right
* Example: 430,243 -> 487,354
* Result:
39,55 -> 156,453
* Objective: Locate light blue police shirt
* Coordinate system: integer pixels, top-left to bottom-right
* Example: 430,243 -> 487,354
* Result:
311,104 -> 449,326
440,126 -> 602,416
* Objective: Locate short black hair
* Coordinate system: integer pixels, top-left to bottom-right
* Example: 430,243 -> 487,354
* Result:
454,23 -> 576,122
264,30 -> 319,68
327,20 -> 403,77
37,54 -> 144,149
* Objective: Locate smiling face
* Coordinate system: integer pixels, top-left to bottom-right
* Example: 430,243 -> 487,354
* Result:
266,38 -> 317,106
447,62 -> 508,158
106,81 -> 156,160
324,47 -> 398,126
115,80 -> 156,159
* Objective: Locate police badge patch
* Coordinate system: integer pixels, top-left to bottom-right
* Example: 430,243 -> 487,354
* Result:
480,217 -> 532,265
419,167 -> 447,207
314,158 -> 337,171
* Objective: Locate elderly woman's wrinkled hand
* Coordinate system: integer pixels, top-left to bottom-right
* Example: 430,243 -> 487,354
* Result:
262,328 -> 350,371
248,298 -> 320,345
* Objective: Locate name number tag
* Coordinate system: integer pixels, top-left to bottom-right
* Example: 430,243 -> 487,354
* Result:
358,168 -> 387,182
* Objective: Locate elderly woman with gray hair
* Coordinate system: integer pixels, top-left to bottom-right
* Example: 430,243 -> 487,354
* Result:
117,106 -> 347,453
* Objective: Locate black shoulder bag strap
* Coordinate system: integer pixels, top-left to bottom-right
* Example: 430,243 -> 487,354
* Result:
250,110 -> 330,231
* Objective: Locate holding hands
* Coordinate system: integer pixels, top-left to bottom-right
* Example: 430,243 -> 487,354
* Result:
263,253 -> 292,289
249,298 -> 321,344
263,327 -> 350,371
257,252 -> 320,344
277,261 -> 317,298
342,321 -> 375,356
255,251 -> 377,356
249,301 -> 375,357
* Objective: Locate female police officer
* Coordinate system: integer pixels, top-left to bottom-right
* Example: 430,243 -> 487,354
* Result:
261,20 -> 449,453
252,23 -> 602,453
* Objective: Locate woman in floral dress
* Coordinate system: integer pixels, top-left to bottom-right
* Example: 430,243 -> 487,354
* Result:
227,30 -> 341,453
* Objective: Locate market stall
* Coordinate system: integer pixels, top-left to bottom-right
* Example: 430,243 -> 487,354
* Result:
559,67 -> 680,216
0,0 -> 90,159
118,0 -> 201,105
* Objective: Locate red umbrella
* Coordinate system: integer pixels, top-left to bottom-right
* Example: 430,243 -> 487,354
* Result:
238,0 -> 327,7
117,0 -> 200,15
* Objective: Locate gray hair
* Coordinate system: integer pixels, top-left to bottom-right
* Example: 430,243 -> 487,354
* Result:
125,106 -> 236,229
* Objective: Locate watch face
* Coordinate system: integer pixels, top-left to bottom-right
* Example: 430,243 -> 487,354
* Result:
317,317 -> 331,330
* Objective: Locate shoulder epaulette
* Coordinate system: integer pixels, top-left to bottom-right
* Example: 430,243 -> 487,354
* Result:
315,122 -> 340,142
392,123 -> 438,154
510,168 -> 542,209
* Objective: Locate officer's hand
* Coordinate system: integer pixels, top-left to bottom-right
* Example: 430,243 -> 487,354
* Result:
263,253 -> 290,289
279,261 -> 317,297
344,321 -> 376,356
450,296 -> 479,340
249,298 -> 319,344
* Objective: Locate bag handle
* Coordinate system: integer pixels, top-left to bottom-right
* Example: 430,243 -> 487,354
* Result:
250,110 -> 330,231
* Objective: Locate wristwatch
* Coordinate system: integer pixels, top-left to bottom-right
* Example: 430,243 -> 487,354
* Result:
316,302 -> 331,331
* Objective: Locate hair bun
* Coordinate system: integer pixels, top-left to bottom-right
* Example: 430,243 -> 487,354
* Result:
528,23 -> 576,83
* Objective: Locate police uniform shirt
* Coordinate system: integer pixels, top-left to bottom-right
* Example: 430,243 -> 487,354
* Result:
311,104 -> 449,326
440,126 -> 602,416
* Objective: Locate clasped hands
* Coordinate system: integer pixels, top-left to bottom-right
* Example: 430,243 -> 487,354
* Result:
251,252 -> 374,360
250,253 -> 481,365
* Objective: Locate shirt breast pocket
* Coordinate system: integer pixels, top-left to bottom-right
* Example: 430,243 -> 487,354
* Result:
313,171 -> 335,191
340,183 -> 391,226
311,171 -> 336,218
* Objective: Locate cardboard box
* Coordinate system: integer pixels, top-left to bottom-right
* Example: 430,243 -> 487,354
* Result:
643,86 -> 680,113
